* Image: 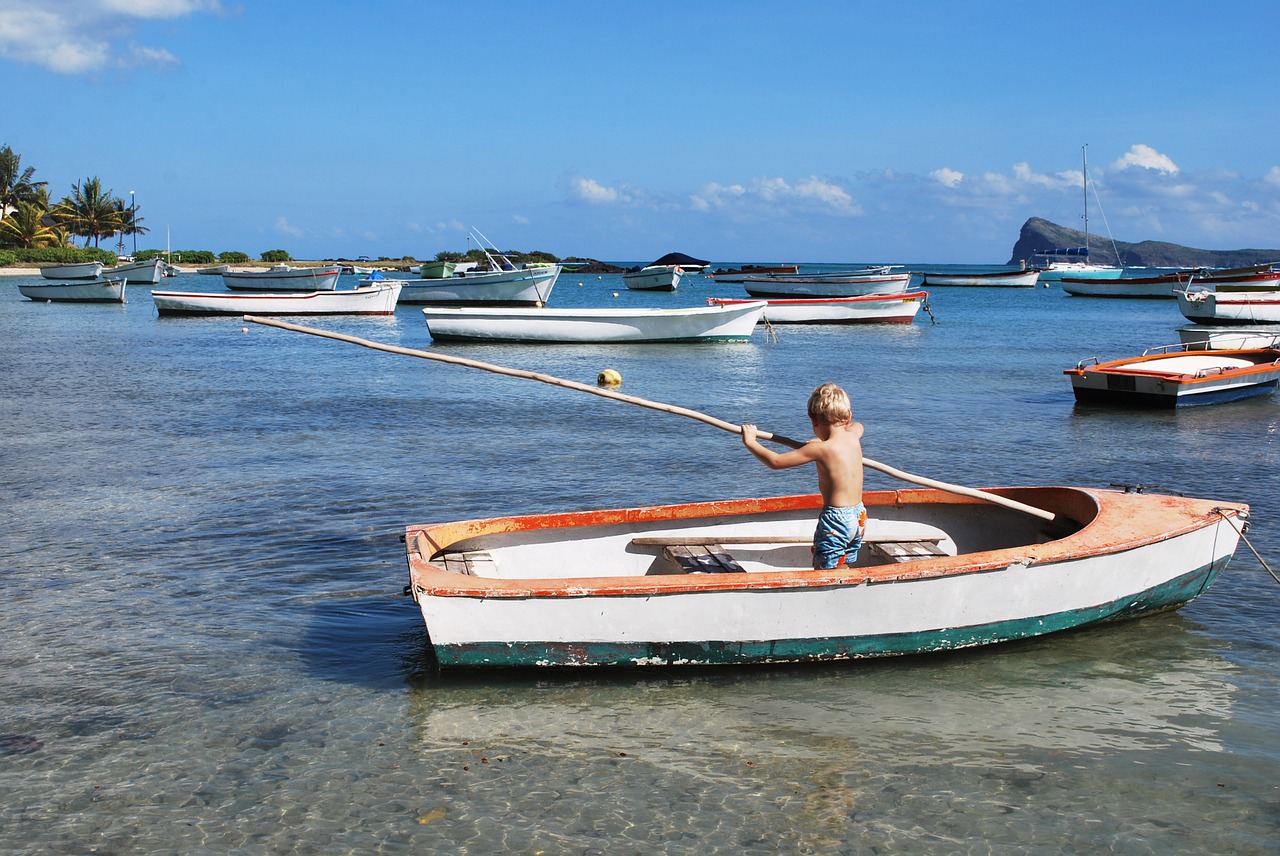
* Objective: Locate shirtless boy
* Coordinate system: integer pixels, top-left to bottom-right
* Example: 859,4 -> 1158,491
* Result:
741,382 -> 866,569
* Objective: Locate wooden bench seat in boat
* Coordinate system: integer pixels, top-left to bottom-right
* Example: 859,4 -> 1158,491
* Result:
440,551 -> 497,576
630,533 -> 948,572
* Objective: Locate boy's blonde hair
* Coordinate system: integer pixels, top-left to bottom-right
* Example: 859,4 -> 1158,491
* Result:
807,382 -> 851,425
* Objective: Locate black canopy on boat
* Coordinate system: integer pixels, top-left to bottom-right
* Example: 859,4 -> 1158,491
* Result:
1036,247 -> 1090,257
647,252 -> 710,267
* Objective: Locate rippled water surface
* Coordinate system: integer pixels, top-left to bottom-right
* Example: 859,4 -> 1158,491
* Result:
1,268 -> 1277,854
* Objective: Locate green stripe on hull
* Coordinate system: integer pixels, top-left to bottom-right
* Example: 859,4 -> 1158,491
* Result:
431,558 -> 1228,669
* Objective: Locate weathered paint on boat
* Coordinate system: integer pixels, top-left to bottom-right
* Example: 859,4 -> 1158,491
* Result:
404,487 -> 1247,669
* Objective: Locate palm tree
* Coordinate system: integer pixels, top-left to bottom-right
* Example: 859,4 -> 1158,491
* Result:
112,198 -> 148,255
0,145 -> 46,216
53,176 -> 122,248
0,202 -> 58,248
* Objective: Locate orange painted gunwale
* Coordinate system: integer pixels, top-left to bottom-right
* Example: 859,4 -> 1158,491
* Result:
405,487 -> 1247,600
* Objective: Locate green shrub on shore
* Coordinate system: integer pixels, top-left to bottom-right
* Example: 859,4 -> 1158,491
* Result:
135,249 -> 216,264
261,249 -> 291,263
0,250 -> 15,266
219,251 -> 250,264
3,247 -> 116,266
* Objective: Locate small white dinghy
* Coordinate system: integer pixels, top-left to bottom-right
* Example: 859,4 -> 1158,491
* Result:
152,283 -> 401,316
38,261 -> 104,280
19,277 -> 126,303
707,291 -> 929,324
421,301 -> 767,343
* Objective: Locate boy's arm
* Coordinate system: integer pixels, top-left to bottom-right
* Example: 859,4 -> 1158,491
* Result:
742,424 -> 820,471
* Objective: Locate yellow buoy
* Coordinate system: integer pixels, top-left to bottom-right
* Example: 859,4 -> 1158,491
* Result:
597,368 -> 622,387
612,292 -> 619,298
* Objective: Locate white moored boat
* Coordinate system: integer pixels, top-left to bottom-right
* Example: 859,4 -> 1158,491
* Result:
623,264 -> 684,291
920,269 -> 1040,287
106,258 -> 163,284
404,486 -> 1249,669
1176,324 -> 1280,350
1063,267 -> 1280,298
706,291 -> 929,324
1177,289 -> 1280,325
387,265 -> 560,306
221,265 -> 342,291
39,261 -> 104,280
19,277 -> 126,303
152,283 -> 401,316
742,272 -> 912,298
421,301 -> 767,343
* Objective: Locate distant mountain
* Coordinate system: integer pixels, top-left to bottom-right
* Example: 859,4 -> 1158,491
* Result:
1008,217 -> 1280,268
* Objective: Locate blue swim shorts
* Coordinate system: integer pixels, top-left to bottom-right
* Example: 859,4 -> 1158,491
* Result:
813,503 -> 867,569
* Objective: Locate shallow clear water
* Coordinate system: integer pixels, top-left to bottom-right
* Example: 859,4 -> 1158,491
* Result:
1,268 -> 1277,854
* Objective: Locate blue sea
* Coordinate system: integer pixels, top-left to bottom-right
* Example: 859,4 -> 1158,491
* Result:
1,264 -> 1277,854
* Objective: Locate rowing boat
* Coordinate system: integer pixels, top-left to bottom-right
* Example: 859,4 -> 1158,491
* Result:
152,283 -> 401,315
404,486 -> 1248,668
706,291 -> 928,324
420,301 -> 767,343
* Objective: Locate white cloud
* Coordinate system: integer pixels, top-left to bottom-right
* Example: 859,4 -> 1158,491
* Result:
568,176 -> 621,204
275,217 -> 303,238
1265,166 -> 1280,187
511,214 -> 530,225
930,167 -> 964,188
0,0 -> 221,74
692,176 -> 859,216
1112,144 -> 1179,175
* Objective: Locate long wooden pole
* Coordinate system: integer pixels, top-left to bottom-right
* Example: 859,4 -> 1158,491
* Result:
243,315 -> 1059,522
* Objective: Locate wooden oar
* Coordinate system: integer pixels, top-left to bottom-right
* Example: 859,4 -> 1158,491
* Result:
242,315 -> 1059,523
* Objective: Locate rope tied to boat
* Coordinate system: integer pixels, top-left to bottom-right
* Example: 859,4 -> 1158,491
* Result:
1213,508 -> 1280,585
921,293 -> 938,325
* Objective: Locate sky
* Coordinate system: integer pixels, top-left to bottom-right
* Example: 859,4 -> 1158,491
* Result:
3,0 -> 1279,264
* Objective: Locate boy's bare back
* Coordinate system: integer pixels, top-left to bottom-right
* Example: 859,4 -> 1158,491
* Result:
740,382 -> 864,508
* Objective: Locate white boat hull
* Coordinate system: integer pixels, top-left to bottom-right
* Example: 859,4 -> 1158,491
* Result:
1037,265 -> 1124,282
221,266 -> 342,291
742,273 -> 912,298
708,292 -> 927,324
404,487 -> 1247,668
1177,289 -> 1280,324
152,283 -> 401,315
107,258 -> 163,284
1176,324 -> 1280,349
39,261 -> 104,280
19,278 -> 126,303
623,265 -> 684,291
921,270 -> 1039,287
391,265 -> 560,305
422,302 -> 766,343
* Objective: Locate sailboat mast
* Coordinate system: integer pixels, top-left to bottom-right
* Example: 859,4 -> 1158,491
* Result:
1082,144 -> 1089,256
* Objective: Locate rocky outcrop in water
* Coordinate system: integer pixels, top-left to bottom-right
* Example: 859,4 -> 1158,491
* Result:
1008,217 -> 1280,268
